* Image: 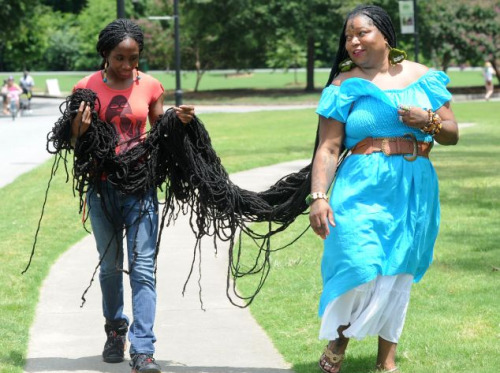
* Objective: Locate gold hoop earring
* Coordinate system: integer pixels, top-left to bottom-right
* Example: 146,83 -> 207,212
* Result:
103,60 -> 109,83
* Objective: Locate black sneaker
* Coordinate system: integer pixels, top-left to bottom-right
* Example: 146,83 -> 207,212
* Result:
102,320 -> 128,363
130,354 -> 161,373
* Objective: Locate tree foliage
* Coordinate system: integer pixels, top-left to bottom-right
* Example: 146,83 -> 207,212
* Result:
44,15 -> 81,71
266,36 -> 306,84
0,0 -> 39,70
177,0 -> 271,90
41,0 -> 87,14
73,0 -> 116,70
419,0 -> 500,72
258,0 -> 345,90
0,0 -> 498,90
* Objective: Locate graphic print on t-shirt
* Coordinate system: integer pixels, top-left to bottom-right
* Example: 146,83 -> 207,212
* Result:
105,94 -> 143,152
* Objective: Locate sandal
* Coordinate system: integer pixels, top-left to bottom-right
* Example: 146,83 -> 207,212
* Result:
319,345 -> 344,373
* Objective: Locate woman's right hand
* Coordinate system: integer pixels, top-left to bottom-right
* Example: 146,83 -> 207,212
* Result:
309,199 -> 335,240
174,105 -> 195,124
71,101 -> 92,138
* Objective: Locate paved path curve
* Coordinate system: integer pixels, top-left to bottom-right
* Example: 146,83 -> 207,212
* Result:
0,98 -> 310,373
23,159 -> 308,373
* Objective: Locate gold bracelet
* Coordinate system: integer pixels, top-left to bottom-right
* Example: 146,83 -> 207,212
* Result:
421,109 -> 442,136
432,117 -> 442,135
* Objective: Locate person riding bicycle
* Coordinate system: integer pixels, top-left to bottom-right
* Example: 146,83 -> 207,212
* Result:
2,76 -> 23,117
1,79 -> 8,115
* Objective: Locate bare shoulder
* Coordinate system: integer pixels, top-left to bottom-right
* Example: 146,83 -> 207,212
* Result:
331,69 -> 360,87
401,60 -> 429,80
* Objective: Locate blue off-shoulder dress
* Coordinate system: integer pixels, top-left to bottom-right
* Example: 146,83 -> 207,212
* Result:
315,70 -> 452,320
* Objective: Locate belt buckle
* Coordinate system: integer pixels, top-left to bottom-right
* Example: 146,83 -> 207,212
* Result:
402,133 -> 417,162
381,138 -> 391,156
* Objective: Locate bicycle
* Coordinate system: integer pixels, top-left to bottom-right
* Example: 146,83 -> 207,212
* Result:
19,92 -> 30,115
9,97 -> 18,120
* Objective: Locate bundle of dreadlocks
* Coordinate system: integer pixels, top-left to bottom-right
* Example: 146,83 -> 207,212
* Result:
34,88 -> 319,307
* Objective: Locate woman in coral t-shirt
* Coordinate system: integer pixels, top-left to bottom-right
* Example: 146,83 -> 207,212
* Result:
70,19 -> 194,373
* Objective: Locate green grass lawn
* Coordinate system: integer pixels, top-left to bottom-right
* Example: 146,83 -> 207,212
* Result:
0,100 -> 498,372
0,68 -> 488,104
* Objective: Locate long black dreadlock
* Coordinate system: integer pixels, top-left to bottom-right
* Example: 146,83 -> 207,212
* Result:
26,87 -> 318,307
31,8 -> 411,306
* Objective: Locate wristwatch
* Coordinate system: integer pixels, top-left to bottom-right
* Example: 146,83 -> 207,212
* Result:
305,192 -> 329,206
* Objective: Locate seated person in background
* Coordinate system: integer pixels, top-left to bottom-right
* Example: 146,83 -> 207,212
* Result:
20,70 -> 35,109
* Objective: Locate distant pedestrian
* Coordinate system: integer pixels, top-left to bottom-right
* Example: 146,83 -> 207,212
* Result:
20,70 -> 35,109
483,61 -> 495,101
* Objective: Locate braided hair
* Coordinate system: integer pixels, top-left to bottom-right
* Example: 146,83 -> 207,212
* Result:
326,5 -> 397,85
25,88 -> 317,308
96,19 -> 144,69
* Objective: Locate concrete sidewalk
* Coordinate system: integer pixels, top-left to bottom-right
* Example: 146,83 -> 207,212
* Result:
23,159 -> 309,373
0,98 -> 310,373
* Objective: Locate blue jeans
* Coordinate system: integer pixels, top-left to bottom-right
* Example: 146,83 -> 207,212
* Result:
87,181 -> 159,355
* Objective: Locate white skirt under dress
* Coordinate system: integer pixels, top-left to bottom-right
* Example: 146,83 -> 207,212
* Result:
319,274 -> 413,344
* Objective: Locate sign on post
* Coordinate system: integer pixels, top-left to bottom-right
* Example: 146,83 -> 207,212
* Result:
399,1 -> 415,34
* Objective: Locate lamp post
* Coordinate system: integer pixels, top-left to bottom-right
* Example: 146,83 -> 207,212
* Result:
117,0 -> 125,18
148,2 -> 182,106
413,0 -> 419,63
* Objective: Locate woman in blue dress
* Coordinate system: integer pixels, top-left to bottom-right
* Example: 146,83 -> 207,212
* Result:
308,5 -> 459,373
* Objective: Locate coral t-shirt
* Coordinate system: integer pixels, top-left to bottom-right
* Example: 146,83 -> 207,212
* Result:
74,71 -> 164,153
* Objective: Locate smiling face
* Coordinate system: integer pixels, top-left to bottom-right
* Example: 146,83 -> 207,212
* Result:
105,37 -> 140,81
344,15 -> 388,69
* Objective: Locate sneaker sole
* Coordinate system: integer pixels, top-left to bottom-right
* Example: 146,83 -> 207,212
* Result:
103,339 -> 127,364
103,356 -> 125,363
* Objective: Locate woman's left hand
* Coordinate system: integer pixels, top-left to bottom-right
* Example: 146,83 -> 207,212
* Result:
397,104 -> 427,130
174,105 -> 195,124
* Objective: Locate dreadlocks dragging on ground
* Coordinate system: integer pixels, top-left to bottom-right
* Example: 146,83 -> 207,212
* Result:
27,4 -> 460,372
25,18 -> 317,373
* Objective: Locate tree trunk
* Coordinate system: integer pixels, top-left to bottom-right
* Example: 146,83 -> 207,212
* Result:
305,34 -> 315,92
194,69 -> 206,93
193,46 -> 206,92
441,53 -> 451,73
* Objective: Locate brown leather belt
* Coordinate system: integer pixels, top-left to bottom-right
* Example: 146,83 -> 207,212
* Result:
350,134 -> 432,162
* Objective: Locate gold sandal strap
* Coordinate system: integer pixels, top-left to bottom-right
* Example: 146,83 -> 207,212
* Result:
376,365 -> 399,372
323,346 -> 344,364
